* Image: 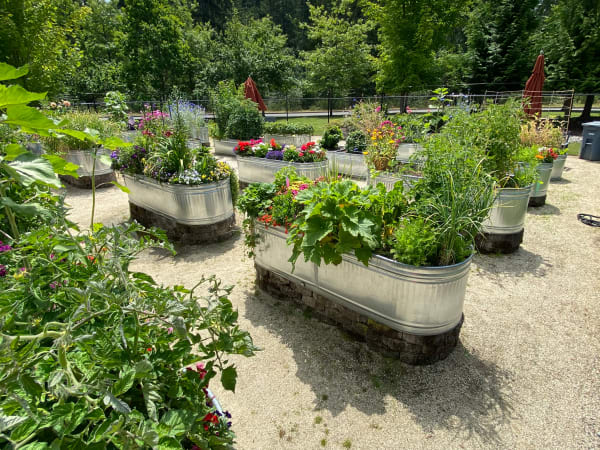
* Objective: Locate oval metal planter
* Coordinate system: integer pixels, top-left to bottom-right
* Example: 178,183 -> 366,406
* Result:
366,171 -> 422,191
327,150 -> 368,178
236,156 -> 328,184
550,154 -> 567,181
121,174 -> 233,225
65,149 -> 113,177
397,143 -> 423,162
254,224 -> 471,336
212,139 -> 239,156
529,162 -> 553,206
190,126 -> 209,143
481,185 -> 532,234
264,134 -> 311,148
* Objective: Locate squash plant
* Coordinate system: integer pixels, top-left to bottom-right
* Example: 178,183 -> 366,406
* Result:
0,63 -> 256,449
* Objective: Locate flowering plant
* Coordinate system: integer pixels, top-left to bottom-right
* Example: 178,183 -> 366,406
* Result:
536,147 -> 559,163
283,142 -> 326,163
233,138 -> 263,157
364,121 -> 405,171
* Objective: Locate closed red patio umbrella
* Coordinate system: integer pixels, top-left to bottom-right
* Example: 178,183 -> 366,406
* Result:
244,77 -> 267,112
523,52 -> 545,118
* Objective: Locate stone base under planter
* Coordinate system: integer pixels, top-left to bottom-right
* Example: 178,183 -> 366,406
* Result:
60,172 -> 116,189
239,181 -> 251,191
255,264 -> 463,365
528,195 -> 546,207
129,202 -> 236,244
475,229 -> 524,254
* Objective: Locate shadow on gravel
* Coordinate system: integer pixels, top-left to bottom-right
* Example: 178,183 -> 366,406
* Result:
473,248 -> 552,282
528,203 -> 561,215
140,231 -> 243,263
550,178 -> 571,185
243,286 -> 515,446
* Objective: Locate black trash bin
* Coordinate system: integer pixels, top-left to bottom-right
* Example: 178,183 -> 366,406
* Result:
580,121 -> 600,161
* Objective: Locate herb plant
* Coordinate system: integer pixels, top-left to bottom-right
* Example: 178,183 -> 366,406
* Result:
319,126 -> 343,150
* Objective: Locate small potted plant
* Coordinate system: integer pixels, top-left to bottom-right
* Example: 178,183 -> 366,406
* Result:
529,147 -> 558,207
234,138 -> 328,186
112,106 -> 238,244
364,120 -> 421,191
520,118 -> 567,181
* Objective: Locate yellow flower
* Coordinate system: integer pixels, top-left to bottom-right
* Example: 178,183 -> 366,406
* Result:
388,140 -> 394,144
201,175 -> 206,178
363,151 -> 368,155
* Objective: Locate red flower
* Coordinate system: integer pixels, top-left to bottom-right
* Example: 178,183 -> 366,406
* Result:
164,130 -> 173,137
308,150 -> 315,154
298,152 -> 304,157
146,347 -> 152,352
270,138 -> 277,147
203,413 -> 219,426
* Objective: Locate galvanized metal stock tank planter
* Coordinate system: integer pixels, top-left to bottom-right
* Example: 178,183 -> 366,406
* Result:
366,171 -> 422,191
327,150 -> 368,178
122,174 -> 234,225
550,154 -> 567,181
212,139 -> 239,156
65,149 -> 113,177
476,185 -> 532,254
264,134 -> 311,148
254,225 -> 471,336
236,156 -> 329,184
529,162 -> 553,207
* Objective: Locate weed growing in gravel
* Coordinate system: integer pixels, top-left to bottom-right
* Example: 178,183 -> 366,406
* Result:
343,439 -> 352,448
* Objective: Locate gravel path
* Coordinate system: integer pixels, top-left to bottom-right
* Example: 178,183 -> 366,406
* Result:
65,156 -> 600,449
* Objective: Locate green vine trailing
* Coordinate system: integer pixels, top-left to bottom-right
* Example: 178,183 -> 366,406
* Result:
0,63 -> 256,448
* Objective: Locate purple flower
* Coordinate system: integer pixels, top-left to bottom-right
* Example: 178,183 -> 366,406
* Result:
49,282 -> 58,289
0,265 -> 6,277
265,150 -> 284,160
224,411 -> 232,419
0,241 -> 12,253
110,151 -> 118,160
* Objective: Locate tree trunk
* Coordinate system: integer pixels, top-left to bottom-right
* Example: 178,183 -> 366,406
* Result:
580,94 -> 595,121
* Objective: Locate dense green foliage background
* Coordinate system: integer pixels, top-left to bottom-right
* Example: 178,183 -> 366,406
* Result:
0,0 -> 598,111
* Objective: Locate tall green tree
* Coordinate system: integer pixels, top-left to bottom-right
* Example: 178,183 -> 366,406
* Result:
0,0 -> 84,96
465,0 -> 539,92
301,2 -> 374,100
365,0 -> 468,95
533,0 -> 600,120
217,13 -> 297,94
122,0 -> 191,100
65,0 -> 125,100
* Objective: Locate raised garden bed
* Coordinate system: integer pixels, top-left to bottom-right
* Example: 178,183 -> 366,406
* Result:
212,138 -> 239,156
60,150 -> 115,189
236,156 -> 328,184
366,171 -> 422,191
122,174 -> 235,244
550,154 -> 567,181
327,150 -> 368,178
264,134 -> 311,148
254,224 -> 470,364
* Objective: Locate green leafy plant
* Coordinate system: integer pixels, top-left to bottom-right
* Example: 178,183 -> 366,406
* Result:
263,122 -> 314,136
319,125 -> 343,150
288,180 -> 381,267
104,91 -> 129,127
345,130 -> 368,154
225,100 -> 264,140
1,62 -> 256,448
209,81 -> 243,140
388,218 -> 439,266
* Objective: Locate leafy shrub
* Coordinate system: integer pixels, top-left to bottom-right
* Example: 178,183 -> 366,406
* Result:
319,126 -> 343,150
263,122 -> 314,136
209,81 -> 243,140
345,130 -> 368,154
225,100 -> 264,140
393,113 -> 427,143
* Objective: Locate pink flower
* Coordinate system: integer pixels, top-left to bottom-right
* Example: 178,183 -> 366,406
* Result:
375,106 -> 381,112
167,327 -> 174,334
406,106 -> 413,114
298,152 -> 304,157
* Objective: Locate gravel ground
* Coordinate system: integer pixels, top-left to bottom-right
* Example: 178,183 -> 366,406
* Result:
65,156 -> 600,449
